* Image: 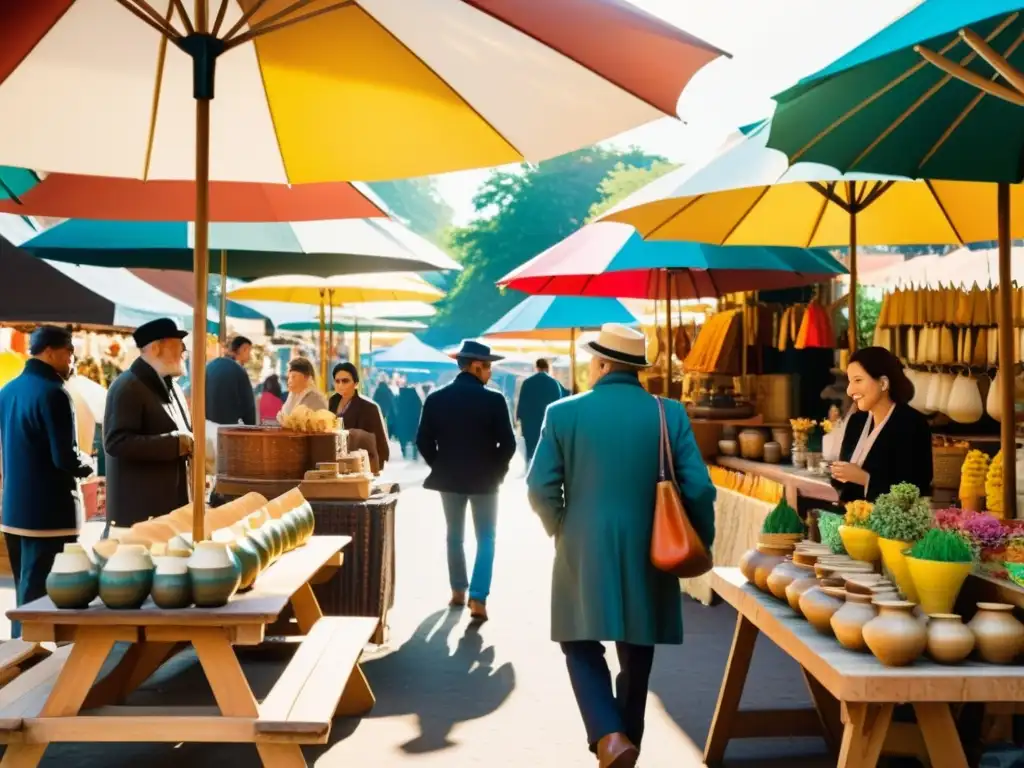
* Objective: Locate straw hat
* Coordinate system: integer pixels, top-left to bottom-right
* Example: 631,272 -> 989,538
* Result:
581,323 -> 650,368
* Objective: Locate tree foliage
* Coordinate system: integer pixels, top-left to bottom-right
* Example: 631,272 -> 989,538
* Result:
425,147 -> 666,345
368,177 -> 454,248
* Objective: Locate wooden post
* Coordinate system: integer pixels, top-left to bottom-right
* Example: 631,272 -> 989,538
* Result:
665,270 -> 673,395
997,182 -> 1017,518
847,182 -> 858,354
569,327 -> 578,394
318,290 -> 327,392
328,294 -> 335,386
353,320 -> 362,393
217,250 -> 227,344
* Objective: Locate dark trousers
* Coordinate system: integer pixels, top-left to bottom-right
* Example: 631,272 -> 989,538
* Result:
561,641 -> 655,752
5,533 -> 75,638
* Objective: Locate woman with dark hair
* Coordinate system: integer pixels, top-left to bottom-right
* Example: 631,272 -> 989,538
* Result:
830,346 -> 933,502
282,357 -> 329,416
259,374 -> 284,423
328,362 -> 390,471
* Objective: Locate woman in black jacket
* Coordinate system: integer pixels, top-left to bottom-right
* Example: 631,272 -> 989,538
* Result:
830,347 -> 933,502
328,362 -> 390,471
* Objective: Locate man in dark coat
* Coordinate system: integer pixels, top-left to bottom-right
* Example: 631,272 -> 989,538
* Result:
205,335 -> 256,426
372,374 -> 397,438
0,326 -> 93,635
515,358 -> 565,465
396,384 -> 423,459
104,318 -> 193,529
416,340 -> 516,623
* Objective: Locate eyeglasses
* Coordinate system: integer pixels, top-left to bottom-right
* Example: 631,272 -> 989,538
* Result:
335,377 -> 353,384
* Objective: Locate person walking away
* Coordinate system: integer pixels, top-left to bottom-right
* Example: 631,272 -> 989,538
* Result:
372,373 -> 398,438
0,326 -> 94,636
516,358 -> 565,465
259,374 -> 284,424
396,383 -> 423,459
329,362 -> 390,472
205,335 -> 256,426
417,340 -> 516,622
104,318 -> 193,529
281,357 -> 329,416
527,324 -> 716,767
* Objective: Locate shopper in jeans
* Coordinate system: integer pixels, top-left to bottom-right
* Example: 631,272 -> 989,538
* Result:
416,340 -> 516,622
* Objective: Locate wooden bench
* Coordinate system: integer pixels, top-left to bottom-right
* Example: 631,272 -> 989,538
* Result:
0,642 -> 49,688
257,615 -> 378,743
0,645 -> 73,733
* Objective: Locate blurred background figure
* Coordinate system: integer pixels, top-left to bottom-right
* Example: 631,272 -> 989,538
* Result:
516,358 -> 565,466
205,335 -> 255,426
372,373 -> 398,441
282,357 -> 328,416
397,382 -> 423,460
259,373 -> 284,424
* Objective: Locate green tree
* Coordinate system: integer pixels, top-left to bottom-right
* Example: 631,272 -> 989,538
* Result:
587,160 -> 678,221
425,147 -> 666,345
856,288 -> 882,350
368,177 -> 454,247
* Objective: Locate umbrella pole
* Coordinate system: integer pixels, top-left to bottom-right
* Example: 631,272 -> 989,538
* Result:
665,270 -> 673,396
319,290 -> 327,392
328,299 -> 335,380
997,182 -> 1017,518
218,250 -> 227,345
569,327 -> 577,394
848,182 -> 859,353
353,320 -> 362,393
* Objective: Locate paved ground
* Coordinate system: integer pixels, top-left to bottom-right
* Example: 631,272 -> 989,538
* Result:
1,448 -> 838,767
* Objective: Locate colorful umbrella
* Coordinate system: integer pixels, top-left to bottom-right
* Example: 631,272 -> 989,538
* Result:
0,167 -> 37,202
279,317 -> 426,333
484,295 -> 638,340
17,216 -> 460,278
373,336 -> 458,369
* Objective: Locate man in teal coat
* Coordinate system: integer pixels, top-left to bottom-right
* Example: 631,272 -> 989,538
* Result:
527,324 -> 715,767
515,358 -> 564,465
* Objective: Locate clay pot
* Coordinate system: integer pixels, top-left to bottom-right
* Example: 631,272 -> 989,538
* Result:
759,533 -> 803,549
167,534 -> 193,558
246,528 -> 273,571
92,538 -> 120,570
151,556 -> 192,609
771,428 -> 792,457
762,442 -> 782,464
905,557 -> 972,616
926,614 -> 975,664
718,439 -> 738,457
230,536 -> 263,591
862,601 -> 927,667
814,559 -> 870,579
831,593 -> 878,652
278,514 -> 299,552
738,429 -> 767,459
843,574 -> 888,595
785,564 -> 819,613
283,509 -> 307,546
261,522 -> 284,562
877,537 -> 917,602
766,559 -> 805,601
968,603 -> 1024,664
799,586 -> 846,635
98,545 -> 154,609
753,545 -> 792,593
187,542 -> 242,608
62,543 -> 97,573
245,508 -> 271,531
839,526 -> 882,562
46,551 -> 99,609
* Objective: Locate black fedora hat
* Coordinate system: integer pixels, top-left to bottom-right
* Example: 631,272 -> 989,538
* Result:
133,317 -> 188,349
452,339 -> 504,363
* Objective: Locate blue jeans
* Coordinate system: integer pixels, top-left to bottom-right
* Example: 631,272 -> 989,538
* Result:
440,492 -> 497,603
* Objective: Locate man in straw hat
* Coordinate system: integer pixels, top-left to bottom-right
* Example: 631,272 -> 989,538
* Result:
527,323 -> 715,767
417,340 -> 516,623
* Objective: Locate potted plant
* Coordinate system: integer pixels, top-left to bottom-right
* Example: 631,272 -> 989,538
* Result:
839,500 -> 881,562
869,483 -> 934,601
817,510 -> 846,555
905,529 -> 975,615
739,499 -> 804,589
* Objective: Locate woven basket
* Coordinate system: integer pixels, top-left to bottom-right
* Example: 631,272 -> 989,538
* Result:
932,444 -> 968,490
217,426 -> 337,481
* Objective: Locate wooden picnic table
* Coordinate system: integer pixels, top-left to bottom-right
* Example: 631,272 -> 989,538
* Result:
707,567 -> 1024,768
0,535 -> 379,768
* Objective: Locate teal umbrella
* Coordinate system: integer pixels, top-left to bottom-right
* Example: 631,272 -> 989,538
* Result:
484,295 -> 637,340
0,167 -> 37,202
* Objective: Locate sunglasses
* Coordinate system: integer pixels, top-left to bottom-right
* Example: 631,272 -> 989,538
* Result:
335,377 -> 354,384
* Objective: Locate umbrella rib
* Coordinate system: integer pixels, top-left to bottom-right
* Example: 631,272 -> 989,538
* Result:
802,182 -> 833,248
168,0 -> 195,36
142,4 -> 174,181
919,89 -> 986,170
225,1 -> 357,48
856,180 -> 895,211
960,28 -> 1024,94
115,0 -> 182,40
923,180 -> 967,245
915,45 -> 1024,106
718,186 -> 771,245
645,194 -> 707,241
222,0 -> 272,41
211,0 -> 231,37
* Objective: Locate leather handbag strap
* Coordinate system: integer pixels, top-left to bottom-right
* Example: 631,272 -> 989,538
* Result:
656,397 -> 677,485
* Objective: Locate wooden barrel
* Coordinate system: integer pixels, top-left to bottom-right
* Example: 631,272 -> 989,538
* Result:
216,426 -> 338,482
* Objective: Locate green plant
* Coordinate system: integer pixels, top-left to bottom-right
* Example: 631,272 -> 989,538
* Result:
869,482 -> 934,541
817,512 -> 846,554
909,529 -> 974,563
762,499 -> 805,535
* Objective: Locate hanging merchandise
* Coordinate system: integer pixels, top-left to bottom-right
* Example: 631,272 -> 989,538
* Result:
946,375 -> 984,424
684,310 -> 740,373
987,373 -> 1002,422
794,300 -> 834,350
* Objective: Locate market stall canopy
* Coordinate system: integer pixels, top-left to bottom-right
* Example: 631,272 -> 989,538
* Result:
499,222 -> 847,299
0,2 -> 726,183
131,269 -> 265,322
766,2 -> 1024,182
279,317 -> 427,333
15,216 -> 461,279
227,273 -> 445,305
0,170 -> 385,221
857,246 -> 1024,289
484,295 -> 639,340
373,336 -> 458,369
239,300 -> 438,323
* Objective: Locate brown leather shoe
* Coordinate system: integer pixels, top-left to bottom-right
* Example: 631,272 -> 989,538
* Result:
449,590 -> 466,607
468,598 -> 488,622
596,733 -> 638,768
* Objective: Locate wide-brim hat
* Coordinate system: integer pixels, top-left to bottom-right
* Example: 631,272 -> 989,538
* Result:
581,323 -> 651,368
451,339 -> 504,362
133,317 -> 188,349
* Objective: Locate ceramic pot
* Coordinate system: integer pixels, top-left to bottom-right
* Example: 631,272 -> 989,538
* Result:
762,442 -> 782,464
738,429 -> 767,460
862,601 -> 927,667
785,565 -> 819,614
738,548 -> 760,584
877,537 -> 918,602
230,536 -> 262,591
799,586 -> 846,635
187,542 -> 242,608
151,556 -> 192,609
98,544 -> 154,609
62,543 -> 97,573
968,603 -> 1024,664
246,528 -> 273,571
92,538 -> 120,570
245,508 -> 271,531
771,428 -> 792,457
718,439 -> 738,457
753,545 -> 792,593
831,593 -> 878,652
262,521 -> 284,561
46,551 -> 99,609
167,534 -> 193,558
295,501 -> 316,540
766,559 -> 803,601
926,614 -> 975,664
904,557 -> 972,616
278,514 -> 299,552
283,510 -> 306,547
843,574 -> 888,595
270,518 -> 295,554
838,526 -> 882,562
759,533 -> 802,549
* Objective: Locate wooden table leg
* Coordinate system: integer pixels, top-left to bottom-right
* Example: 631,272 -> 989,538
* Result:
191,628 -> 307,768
289,583 -> 323,636
802,667 -> 842,753
703,613 -> 758,766
837,703 -> 893,768
82,641 -> 183,708
336,665 -> 375,717
0,627 -> 120,768
913,703 -> 969,768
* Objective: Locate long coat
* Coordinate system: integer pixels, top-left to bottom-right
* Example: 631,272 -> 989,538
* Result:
0,359 -> 94,533
205,356 -> 255,426
417,372 -> 516,495
103,358 -> 191,527
328,392 -> 390,469
516,372 -> 564,461
395,386 -> 422,445
527,372 -> 716,645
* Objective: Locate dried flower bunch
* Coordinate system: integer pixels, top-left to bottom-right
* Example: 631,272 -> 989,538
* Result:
277,405 -> 338,434
789,418 -> 817,433
843,500 -> 874,529
869,482 -> 933,542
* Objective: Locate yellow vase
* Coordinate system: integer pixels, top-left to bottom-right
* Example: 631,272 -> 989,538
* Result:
905,557 -> 973,616
877,537 -> 917,602
839,526 -> 881,563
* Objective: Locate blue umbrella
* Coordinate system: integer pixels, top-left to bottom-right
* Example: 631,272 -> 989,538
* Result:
373,336 -> 457,370
484,295 -> 637,340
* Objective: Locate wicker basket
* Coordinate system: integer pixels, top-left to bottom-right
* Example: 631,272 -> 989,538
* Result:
217,426 -> 337,481
932,443 -> 968,490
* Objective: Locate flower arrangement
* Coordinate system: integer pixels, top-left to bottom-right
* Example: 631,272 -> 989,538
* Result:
789,418 -> 817,451
909,528 -> 974,563
843,500 -> 874,529
821,419 -> 834,434
761,499 -> 805,535
817,511 -> 846,554
868,482 -> 933,542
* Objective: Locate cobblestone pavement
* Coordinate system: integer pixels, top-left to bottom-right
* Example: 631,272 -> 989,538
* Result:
4,451 -> 834,767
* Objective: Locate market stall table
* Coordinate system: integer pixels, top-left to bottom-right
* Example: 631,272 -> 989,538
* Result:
0,535 -> 378,768
706,567 -> 1024,768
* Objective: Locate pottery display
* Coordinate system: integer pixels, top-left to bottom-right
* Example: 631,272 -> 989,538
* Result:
799,586 -> 846,635
283,509 -> 308,546
262,521 -> 284,561
271,517 -> 295,553
904,557 -> 972,616
278,514 -> 299,552
245,508 -> 271,531
785,565 -> 820,614
968,603 -> 1024,664
766,559 -> 805,601
62,543 -> 97,572
838,526 -> 882,562
862,601 -> 927,667
46,551 -> 99,609
843,574 -> 888,595
831,592 -> 878,652
98,545 -> 154,609
246,528 -> 273,571
814,560 -> 874,580
92,538 -> 120,570
151,556 -> 192,609
738,429 -> 767,459
752,545 -> 793,593
877,537 -> 917,602
187,542 -> 242,608
166,535 -> 193,558
230,536 -> 263,591
926,614 -> 975,664
718,439 -> 738,457
759,532 -> 803,549
762,442 -> 782,464
771,428 -> 792,457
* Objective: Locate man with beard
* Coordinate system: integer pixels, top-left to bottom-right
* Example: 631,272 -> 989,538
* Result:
104,318 -> 193,530
0,326 -> 94,633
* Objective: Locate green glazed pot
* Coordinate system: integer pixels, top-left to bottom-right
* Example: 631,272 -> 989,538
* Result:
98,545 -> 154,609
246,529 -> 272,571
46,550 -> 99,609
151,558 -> 192,609
282,510 -> 304,547
231,537 -> 262,591
263,522 -> 284,561
277,515 -> 298,552
188,542 -> 242,608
